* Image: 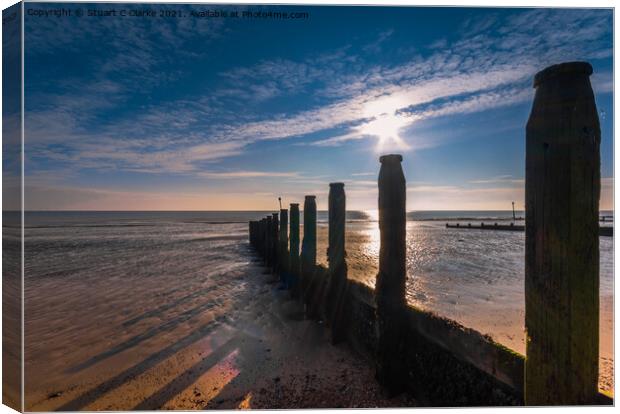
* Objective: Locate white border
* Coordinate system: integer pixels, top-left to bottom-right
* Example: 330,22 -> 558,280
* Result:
0,2 -> 616,414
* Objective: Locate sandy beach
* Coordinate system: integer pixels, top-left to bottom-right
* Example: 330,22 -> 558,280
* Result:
24,234 -> 414,411
315,222 -> 614,395
22,211 -> 613,409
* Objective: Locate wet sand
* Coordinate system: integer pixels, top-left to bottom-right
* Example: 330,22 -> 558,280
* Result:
315,223 -> 614,395
25,244 -> 414,411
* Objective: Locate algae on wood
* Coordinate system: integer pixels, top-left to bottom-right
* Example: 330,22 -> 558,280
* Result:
525,61 -> 600,405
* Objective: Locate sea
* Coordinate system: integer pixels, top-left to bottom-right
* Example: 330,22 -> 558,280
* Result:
18,210 -> 614,379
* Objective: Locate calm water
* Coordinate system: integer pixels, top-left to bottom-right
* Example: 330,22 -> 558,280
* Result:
22,210 -> 613,357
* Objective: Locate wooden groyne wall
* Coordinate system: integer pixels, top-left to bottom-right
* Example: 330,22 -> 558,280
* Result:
445,222 -> 613,237
249,176 -> 524,405
248,62 -> 613,406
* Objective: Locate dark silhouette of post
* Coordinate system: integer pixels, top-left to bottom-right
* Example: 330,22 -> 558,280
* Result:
271,213 -> 279,273
279,209 -> 289,287
375,154 -> 408,395
327,183 -> 347,344
512,201 -> 516,222
289,203 -> 301,298
525,62 -> 600,405
265,216 -> 273,268
301,195 -> 317,314
261,219 -> 267,259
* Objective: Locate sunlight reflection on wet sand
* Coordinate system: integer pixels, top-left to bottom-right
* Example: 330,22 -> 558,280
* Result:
315,219 -> 614,394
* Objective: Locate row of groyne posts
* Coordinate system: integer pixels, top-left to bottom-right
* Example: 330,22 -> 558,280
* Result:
249,62 -> 609,406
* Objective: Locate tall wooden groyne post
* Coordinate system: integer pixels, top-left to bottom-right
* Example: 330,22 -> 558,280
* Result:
525,62 -> 601,405
301,195 -> 317,314
327,183 -> 347,344
271,213 -> 279,273
265,215 -> 273,268
258,218 -> 267,261
279,209 -> 289,287
375,154 -> 408,395
289,203 -> 301,297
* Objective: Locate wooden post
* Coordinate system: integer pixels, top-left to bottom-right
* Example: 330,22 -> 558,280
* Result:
289,203 -> 301,298
525,62 -> 600,405
252,220 -> 258,249
279,209 -> 289,287
272,213 -> 279,273
265,216 -> 272,267
327,183 -> 347,344
259,219 -> 265,258
375,154 -> 408,395
301,195 -> 317,314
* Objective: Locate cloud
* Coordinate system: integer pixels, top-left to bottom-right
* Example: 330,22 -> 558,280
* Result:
468,176 -> 523,185
197,170 -> 300,179
363,29 -> 395,54
24,7 -> 613,181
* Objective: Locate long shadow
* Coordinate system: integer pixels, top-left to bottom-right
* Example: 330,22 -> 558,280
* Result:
201,340 -> 271,410
132,336 -> 243,410
56,318 -> 224,411
121,285 -> 221,328
66,298 -> 224,374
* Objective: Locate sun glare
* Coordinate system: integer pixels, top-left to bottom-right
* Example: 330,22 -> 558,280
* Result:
360,95 -> 412,152
358,112 -> 411,151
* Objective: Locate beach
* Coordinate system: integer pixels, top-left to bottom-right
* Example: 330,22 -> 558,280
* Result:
315,218 -> 614,394
22,211 -> 614,409
23,212 -> 414,410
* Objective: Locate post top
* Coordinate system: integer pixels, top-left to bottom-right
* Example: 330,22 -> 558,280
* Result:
533,61 -> 593,88
290,203 -> 299,207
280,209 -> 287,213
304,195 -> 316,200
272,212 -> 278,217
379,154 -> 403,163
329,182 -> 345,188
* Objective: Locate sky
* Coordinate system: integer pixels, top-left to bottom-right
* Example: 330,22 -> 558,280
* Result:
12,4 -> 614,211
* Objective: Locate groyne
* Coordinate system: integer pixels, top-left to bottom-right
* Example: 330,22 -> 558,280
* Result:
249,163 -> 525,405
444,222 -> 613,237
247,61 -> 613,406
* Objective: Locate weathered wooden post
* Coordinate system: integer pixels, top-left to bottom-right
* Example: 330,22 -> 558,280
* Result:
259,219 -> 265,258
327,183 -> 347,344
272,212 -> 279,273
375,154 -> 408,395
525,62 -> 600,405
301,195 -> 317,314
249,221 -> 253,245
265,216 -> 272,267
279,209 -> 289,287
289,203 -> 301,298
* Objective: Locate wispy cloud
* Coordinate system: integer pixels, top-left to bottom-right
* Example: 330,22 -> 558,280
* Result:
22,5 -> 613,211
468,176 -> 524,185
198,170 -> 300,179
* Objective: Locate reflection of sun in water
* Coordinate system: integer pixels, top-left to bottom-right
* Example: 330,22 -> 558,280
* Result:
359,94 -> 411,152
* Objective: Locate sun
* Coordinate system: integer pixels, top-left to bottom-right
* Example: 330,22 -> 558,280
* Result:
358,112 -> 410,151
359,94 -> 411,151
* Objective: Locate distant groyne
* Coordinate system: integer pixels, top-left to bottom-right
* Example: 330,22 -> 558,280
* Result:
444,222 -> 613,237
248,62 -> 613,406
249,155 -> 612,406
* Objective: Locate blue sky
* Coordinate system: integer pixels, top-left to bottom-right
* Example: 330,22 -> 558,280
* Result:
19,4 -> 613,211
